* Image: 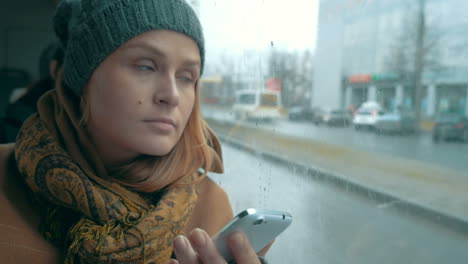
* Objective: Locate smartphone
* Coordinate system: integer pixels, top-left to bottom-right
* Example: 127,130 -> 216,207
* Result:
212,208 -> 293,262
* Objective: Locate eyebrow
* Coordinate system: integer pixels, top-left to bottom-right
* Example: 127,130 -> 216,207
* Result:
124,42 -> 201,71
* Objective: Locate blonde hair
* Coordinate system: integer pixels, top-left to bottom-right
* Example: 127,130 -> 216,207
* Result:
80,82 -> 215,192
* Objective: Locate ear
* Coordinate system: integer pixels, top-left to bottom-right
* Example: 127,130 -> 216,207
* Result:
49,60 -> 58,79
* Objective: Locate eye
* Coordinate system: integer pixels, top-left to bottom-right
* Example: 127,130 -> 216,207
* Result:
136,65 -> 155,72
178,76 -> 194,82
177,72 -> 195,83
134,59 -> 156,72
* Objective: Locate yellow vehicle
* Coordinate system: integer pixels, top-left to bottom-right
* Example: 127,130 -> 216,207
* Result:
233,90 -> 283,121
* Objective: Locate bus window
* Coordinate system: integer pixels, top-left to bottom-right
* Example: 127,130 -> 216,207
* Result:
238,94 -> 256,105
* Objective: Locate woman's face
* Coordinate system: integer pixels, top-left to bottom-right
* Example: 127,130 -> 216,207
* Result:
84,30 -> 201,166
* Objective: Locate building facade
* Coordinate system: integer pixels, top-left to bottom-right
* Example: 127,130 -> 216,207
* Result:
313,0 -> 468,117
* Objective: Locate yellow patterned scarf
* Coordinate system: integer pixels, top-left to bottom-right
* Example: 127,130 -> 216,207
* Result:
14,80 -> 223,263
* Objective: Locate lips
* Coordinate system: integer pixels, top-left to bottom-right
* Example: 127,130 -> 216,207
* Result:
143,118 -> 176,128
143,118 -> 177,133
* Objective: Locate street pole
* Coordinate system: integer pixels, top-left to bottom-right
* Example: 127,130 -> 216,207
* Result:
413,0 -> 426,131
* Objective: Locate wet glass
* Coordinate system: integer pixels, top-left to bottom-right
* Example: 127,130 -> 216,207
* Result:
198,0 -> 468,263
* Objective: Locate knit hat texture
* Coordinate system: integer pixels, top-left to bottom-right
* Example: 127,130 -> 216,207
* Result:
53,0 -> 205,96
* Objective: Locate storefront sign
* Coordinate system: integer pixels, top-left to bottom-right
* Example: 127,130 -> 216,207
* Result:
348,74 -> 371,83
266,78 -> 282,92
372,73 -> 399,81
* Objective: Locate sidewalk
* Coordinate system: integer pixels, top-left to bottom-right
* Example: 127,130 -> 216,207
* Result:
205,115 -> 468,231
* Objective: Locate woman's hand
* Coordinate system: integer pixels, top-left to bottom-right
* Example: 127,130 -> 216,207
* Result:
168,228 -> 262,264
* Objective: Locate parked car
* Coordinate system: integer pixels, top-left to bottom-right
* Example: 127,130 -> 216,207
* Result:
322,109 -> 352,126
374,111 -> 417,134
310,108 -> 326,125
288,106 -> 315,121
353,101 -> 385,130
432,113 -> 468,142
309,108 -> 352,126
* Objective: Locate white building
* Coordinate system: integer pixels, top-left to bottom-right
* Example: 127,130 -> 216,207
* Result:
313,0 -> 468,117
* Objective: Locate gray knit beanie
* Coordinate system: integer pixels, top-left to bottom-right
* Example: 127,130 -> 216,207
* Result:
53,0 -> 205,96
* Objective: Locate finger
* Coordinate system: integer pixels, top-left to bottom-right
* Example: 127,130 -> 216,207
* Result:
227,232 -> 260,264
188,228 -> 227,264
167,260 -> 180,264
257,240 -> 274,257
172,235 -> 199,264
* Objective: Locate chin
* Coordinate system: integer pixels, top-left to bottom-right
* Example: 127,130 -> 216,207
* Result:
135,140 -> 176,157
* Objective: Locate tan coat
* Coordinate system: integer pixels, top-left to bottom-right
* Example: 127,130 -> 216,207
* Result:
0,143 -> 234,264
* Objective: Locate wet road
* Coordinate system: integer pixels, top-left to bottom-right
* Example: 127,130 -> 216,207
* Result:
260,119 -> 468,174
202,108 -> 468,174
209,143 -> 468,264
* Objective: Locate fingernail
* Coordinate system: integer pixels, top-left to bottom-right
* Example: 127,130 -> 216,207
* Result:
191,228 -> 207,247
173,235 -> 187,254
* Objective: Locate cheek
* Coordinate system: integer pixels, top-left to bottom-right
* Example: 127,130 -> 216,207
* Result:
88,76 -> 145,124
182,91 -> 196,120
92,87 -> 128,116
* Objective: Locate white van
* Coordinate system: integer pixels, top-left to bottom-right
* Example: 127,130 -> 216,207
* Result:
352,101 -> 385,130
233,90 -> 282,121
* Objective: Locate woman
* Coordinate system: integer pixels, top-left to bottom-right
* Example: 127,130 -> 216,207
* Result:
0,0 -> 270,263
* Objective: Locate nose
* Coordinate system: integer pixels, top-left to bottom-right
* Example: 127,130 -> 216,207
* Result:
153,73 -> 179,106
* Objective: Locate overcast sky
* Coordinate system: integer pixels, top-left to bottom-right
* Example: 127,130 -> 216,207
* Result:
199,0 -> 319,54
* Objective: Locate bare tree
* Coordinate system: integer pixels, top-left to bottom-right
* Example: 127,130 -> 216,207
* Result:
384,0 -> 444,125
268,49 -> 314,107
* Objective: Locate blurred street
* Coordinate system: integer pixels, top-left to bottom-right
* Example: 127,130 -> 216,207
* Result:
210,143 -> 468,264
202,106 -> 468,174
